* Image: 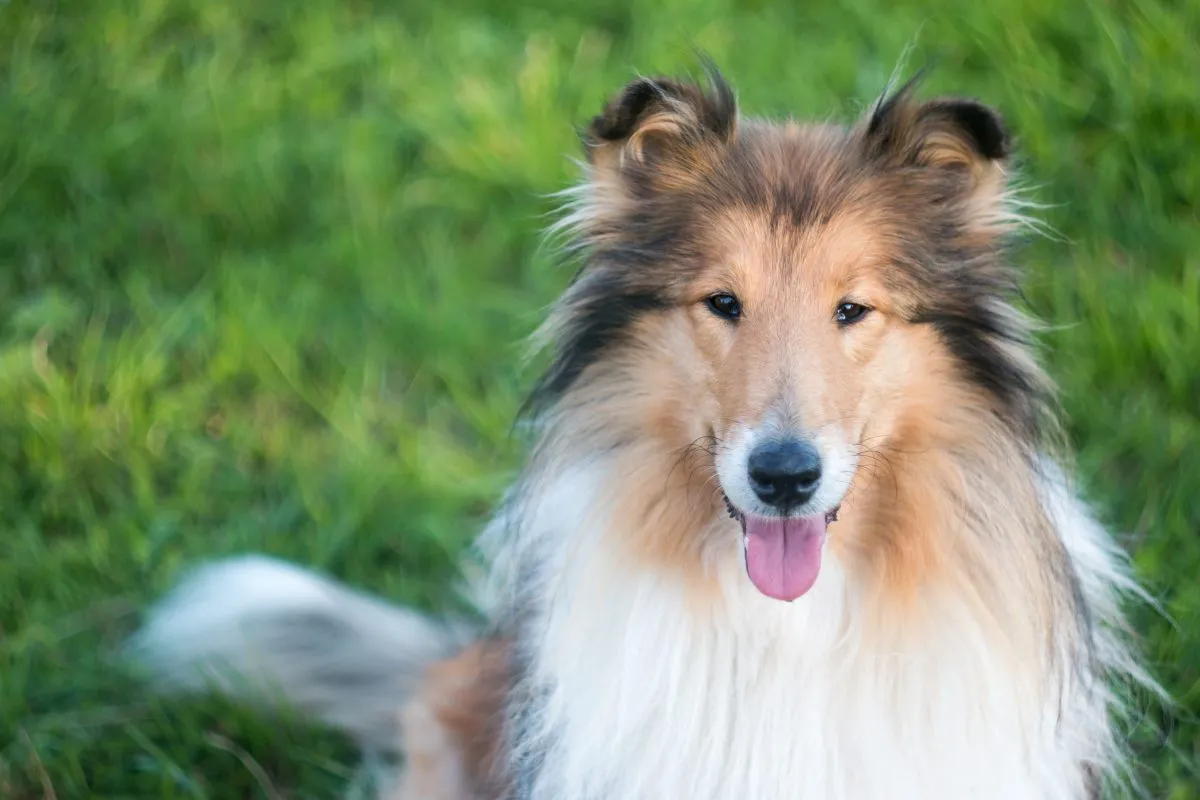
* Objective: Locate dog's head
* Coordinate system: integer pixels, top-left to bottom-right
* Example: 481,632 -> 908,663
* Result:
535,67 -> 1044,601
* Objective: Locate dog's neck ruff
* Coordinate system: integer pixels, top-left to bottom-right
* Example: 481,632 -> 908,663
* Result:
479,452 -> 1132,800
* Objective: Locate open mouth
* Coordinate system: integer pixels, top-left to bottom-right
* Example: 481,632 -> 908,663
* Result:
724,495 -> 839,602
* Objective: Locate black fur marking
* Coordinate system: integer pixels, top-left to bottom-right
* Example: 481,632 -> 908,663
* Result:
865,70 -> 1010,166
926,98 -> 1011,160
865,68 -> 932,144
525,196 -> 700,417
586,64 -> 737,154
897,232 -> 1045,441
590,78 -> 674,142
918,309 -> 1041,439
525,285 -> 669,415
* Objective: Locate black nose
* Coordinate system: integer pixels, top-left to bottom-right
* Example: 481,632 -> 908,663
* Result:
748,439 -> 822,511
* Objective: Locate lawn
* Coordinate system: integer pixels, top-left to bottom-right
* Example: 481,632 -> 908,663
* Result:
1,0 -> 1196,797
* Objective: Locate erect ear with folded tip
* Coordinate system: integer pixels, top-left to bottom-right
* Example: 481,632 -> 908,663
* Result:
584,68 -> 738,178
860,76 -> 1016,238
861,75 -> 1011,171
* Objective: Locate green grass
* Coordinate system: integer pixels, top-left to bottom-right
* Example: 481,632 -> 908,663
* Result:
1,0 -> 1196,796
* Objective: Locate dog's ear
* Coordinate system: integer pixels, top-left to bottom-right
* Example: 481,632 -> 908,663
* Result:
860,76 -> 1011,171
859,76 -> 1014,239
584,68 -> 737,173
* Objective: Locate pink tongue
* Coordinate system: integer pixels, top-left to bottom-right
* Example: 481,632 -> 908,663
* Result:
743,515 -> 827,601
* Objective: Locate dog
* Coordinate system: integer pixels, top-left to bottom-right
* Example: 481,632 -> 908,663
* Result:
129,65 -> 1160,799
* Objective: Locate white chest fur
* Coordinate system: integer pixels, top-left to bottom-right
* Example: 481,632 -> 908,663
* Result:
496,469 -> 1113,800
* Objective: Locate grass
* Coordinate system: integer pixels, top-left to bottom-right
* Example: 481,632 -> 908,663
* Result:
0,0 -> 1196,796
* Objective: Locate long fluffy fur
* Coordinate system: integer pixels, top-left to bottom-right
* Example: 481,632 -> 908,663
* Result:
129,66 -> 1160,800
480,468 -> 1137,798
128,555 -> 465,749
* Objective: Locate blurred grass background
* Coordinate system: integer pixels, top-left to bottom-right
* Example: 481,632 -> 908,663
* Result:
0,0 -> 1196,796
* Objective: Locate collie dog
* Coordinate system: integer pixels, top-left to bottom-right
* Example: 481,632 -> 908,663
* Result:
130,66 -> 1159,799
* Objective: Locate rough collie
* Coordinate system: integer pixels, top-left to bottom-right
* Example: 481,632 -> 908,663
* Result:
130,66 -> 1159,799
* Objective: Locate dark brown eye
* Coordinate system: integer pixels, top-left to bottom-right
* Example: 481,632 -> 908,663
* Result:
706,293 -> 742,320
835,302 -> 870,326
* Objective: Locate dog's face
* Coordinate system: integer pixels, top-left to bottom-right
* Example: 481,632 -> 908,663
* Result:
537,70 -> 1034,600
691,201 -> 901,600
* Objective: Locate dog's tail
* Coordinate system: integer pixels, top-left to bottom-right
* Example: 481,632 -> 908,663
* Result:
126,555 -> 466,750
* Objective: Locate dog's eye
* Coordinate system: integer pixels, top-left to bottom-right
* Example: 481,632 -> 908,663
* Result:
835,302 -> 870,326
706,293 -> 742,320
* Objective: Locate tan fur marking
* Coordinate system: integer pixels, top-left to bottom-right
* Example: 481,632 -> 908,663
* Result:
394,640 -> 511,800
